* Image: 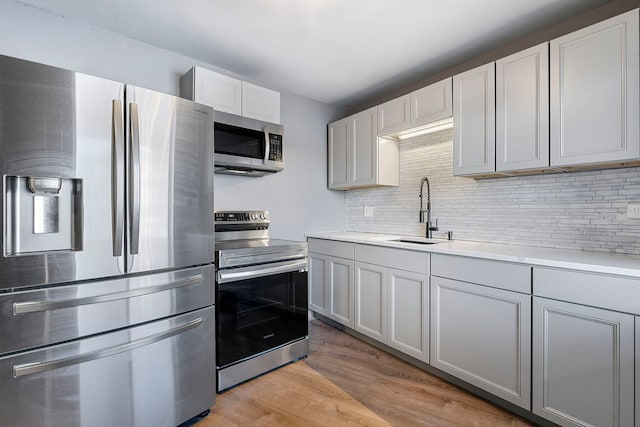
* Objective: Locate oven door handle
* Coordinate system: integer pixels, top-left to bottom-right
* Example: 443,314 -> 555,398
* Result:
217,259 -> 308,284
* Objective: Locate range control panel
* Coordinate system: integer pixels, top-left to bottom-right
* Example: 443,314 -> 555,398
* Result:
214,210 -> 269,231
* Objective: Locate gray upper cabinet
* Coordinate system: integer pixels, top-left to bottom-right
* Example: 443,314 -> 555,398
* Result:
377,78 -> 453,138
532,297 -> 634,427
328,107 -> 399,190
496,43 -> 550,172
453,63 -> 496,176
550,9 -> 639,168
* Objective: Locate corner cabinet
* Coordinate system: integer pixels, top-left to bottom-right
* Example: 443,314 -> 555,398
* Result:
550,9 -> 639,169
453,63 -> 496,176
328,107 -> 399,190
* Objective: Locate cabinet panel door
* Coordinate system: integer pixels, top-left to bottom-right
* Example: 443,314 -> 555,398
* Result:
328,118 -> 349,189
411,77 -> 453,127
327,257 -> 354,328
378,96 -> 410,136
496,43 -> 549,172
550,9 -> 639,167
350,107 -> 378,187
532,297 -> 634,427
388,269 -> 429,362
636,316 -> 639,427
241,81 -> 281,124
453,63 -> 496,175
308,253 -> 328,315
354,262 -> 387,342
194,67 -> 242,115
430,277 -> 531,409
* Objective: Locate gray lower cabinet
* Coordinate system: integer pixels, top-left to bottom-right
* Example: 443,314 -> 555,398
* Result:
532,297 -> 634,427
354,261 -> 387,341
636,317 -> 640,427
430,276 -> 531,409
308,239 -> 355,328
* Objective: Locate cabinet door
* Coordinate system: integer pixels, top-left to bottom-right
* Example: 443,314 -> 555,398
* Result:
328,118 -> 349,189
430,276 -> 531,409
411,77 -> 453,127
636,317 -> 639,427
496,43 -> 549,172
327,257 -> 354,328
354,262 -> 387,342
350,107 -> 378,187
378,96 -> 410,136
453,63 -> 496,175
308,253 -> 329,315
193,67 -> 242,115
241,81 -> 281,124
388,269 -> 429,363
550,9 -> 639,167
532,297 -> 634,427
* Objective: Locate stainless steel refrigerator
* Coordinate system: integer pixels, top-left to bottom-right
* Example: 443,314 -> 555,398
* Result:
0,54 -> 215,426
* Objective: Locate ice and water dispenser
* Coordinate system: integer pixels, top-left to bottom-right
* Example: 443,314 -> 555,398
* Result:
4,175 -> 82,255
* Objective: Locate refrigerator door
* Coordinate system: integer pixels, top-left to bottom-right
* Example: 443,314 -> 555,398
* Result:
125,86 -> 214,273
0,55 -> 126,290
0,306 -> 215,427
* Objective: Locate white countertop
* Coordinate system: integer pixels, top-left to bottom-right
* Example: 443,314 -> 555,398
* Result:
306,231 -> 640,278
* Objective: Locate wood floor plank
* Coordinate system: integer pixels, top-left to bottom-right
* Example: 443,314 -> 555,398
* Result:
196,318 -> 532,426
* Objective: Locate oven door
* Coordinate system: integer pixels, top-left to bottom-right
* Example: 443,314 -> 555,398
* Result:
216,259 -> 308,368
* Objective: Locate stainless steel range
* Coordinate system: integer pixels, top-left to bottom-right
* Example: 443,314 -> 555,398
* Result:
215,210 -> 309,392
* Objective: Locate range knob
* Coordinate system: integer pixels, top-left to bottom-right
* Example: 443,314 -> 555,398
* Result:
251,213 -> 257,220
260,213 -> 266,220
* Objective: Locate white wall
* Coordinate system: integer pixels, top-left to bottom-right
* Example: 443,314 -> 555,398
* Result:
346,130 -> 640,255
0,0 -> 345,240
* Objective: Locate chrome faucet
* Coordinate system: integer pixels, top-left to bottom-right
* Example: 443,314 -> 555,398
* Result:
419,177 -> 438,238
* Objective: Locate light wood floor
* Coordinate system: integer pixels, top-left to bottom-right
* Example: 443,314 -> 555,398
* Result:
199,318 -> 532,426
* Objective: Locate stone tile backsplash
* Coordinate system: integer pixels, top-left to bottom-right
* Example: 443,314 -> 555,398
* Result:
345,129 -> 640,255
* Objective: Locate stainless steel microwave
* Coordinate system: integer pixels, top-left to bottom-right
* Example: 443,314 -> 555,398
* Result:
214,111 -> 284,176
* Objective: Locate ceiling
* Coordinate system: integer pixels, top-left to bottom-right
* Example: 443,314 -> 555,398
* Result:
17,0 -> 612,109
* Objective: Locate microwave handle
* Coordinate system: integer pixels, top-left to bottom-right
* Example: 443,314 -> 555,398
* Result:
263,127 -> 270,165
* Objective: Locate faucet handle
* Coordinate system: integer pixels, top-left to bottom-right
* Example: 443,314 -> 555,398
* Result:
429,218 -> 439,231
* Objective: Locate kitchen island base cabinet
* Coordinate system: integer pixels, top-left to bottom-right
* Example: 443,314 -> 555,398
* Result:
430,276 -> 531,410
532,297 -> 634,427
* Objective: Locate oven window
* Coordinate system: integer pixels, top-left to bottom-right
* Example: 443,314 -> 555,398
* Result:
214,123 -> 264,160
216,270 -> 308,368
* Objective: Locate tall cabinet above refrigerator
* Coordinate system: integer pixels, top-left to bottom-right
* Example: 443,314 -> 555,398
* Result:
0,54 -> 215,427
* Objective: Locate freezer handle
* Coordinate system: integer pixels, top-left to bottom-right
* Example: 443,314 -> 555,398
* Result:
12,274 -> 203,315
129,102 -> 141,255
112,100 -> 125,257
12,317 -> 203,378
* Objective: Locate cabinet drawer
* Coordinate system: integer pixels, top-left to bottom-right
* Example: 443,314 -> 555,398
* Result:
308,238 -> 354,259
533,267 -> 640,315
431,253 -> 531,293
355,244 -> 429,274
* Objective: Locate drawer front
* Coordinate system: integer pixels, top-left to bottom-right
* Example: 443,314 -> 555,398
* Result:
0,265 -> 215,355
355,244 -> 430,274
0,306 -> 215,427
431,253 -> 531,293
308,238 -> 354,259
534,267 -> 640,315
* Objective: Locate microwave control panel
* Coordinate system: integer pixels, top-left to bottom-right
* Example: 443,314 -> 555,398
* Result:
268,134 -> 283,162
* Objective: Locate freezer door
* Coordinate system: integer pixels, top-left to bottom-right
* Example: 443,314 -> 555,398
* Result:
0,55 -> 126,289
0,306 -> 215,427
125,85 -> 214,273
0,264 -> 214,355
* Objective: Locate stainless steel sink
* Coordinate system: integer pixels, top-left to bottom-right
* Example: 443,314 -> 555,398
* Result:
390,238 -> 443,245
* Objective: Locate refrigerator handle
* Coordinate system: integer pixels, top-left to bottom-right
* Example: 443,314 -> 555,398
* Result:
129,102 -> 141,255
262,126 -> 270,165
112,100 -> 125,257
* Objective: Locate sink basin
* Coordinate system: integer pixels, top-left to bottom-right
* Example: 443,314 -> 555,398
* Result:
389,238 -> 443,245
